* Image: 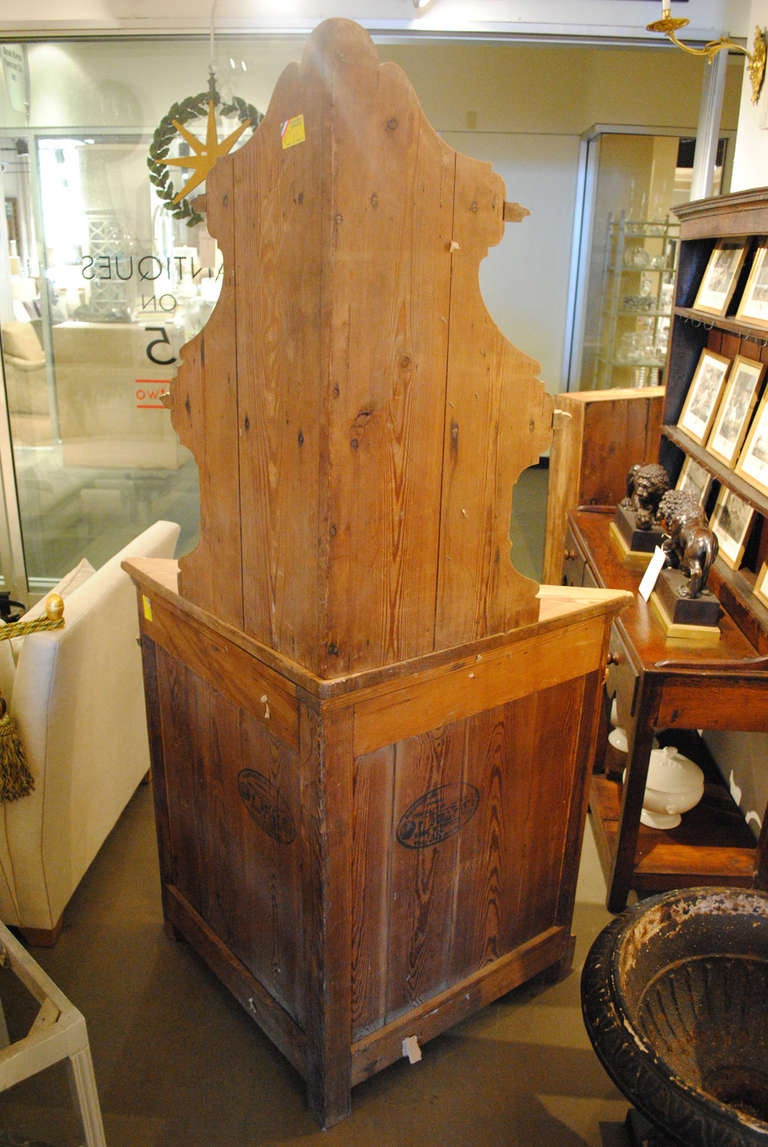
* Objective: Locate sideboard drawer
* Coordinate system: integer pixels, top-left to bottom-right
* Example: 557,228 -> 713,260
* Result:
606,623 -> 639,726
562,524 -> 587,587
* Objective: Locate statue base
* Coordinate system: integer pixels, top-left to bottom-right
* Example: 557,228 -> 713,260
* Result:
610,505 -> 662,568
651,568 -> 721,645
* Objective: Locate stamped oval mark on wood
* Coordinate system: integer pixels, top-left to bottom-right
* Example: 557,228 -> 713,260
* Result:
237,769 -> 296,844
396,783 -> 480,850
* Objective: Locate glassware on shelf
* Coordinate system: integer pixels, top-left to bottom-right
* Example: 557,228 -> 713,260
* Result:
623,245 -> 651,269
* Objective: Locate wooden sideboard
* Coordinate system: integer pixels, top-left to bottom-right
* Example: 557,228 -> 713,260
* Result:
564,506 -> 768,912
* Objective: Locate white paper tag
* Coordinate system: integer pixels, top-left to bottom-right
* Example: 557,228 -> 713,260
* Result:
402,1035 -> 422,1064
638,546 -> 666,602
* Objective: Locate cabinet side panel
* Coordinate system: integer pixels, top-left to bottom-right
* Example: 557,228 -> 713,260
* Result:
579,392 -> 663,505
156,647 -> 305,1026
351,676 -> 593,1038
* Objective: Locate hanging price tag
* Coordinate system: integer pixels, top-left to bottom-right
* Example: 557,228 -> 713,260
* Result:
638,546 -> 667,602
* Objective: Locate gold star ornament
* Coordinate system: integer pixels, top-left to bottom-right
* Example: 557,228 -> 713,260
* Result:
164,99 -> 252,204
148,83 -> 262,227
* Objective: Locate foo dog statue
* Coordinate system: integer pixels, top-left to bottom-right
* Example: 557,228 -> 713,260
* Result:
657,489 -> 719,599
623,463 -> 671,531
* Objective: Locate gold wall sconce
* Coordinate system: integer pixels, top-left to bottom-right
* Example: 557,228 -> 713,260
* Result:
646,6 -> 767,105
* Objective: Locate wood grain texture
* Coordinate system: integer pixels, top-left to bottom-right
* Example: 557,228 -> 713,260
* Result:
125,18 -> 632,1127
542,387 -> 664,585
155,648 -> 305,1024
173,162 -> 243,626
171,18 -> 553,676
129,551 -> 627,1125
570,506 -> 768,912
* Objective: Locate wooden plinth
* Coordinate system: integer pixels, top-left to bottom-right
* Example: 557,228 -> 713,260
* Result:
127,557 -> 628,1127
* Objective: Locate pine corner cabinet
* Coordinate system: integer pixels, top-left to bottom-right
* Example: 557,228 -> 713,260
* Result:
124,19 -> 628,1127
561,187 -> 768,915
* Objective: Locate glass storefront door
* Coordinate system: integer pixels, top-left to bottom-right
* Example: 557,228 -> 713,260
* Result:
1,127 -> 213,593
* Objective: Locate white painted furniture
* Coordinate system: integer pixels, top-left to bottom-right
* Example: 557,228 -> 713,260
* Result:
0,917 -> 106,1145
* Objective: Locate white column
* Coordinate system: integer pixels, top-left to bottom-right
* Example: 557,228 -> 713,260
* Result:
690,47 -> 730,200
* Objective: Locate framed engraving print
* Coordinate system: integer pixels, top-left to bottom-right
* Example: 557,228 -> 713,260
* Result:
710,487 -> 754,569
706,355 -> 765,468
755,561 -> 768,610
678,349 -> 730,445
694,239 -> 747,316
676,456 -> 713,507
737,240 -> 768,328
736,388 -> 768,497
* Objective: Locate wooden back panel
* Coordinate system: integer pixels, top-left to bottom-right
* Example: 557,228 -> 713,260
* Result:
173,19 -> 553,676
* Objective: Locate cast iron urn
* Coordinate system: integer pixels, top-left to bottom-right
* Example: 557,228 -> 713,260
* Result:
581,887 -> 768,1146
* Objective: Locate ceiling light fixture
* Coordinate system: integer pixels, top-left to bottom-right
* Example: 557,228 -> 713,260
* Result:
646,5 -> 767,105
413,0 -> 435,11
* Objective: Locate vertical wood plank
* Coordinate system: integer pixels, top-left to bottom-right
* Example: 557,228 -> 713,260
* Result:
156,648 -> 305,1023
511,681 -> 584,943
173,160 -> 243,627
542,389 -> 664,585
542,400 -> 587,585
299,696 -> 355,1127
236,57 -> 325,662
448,701 -> 534,975
386,724 -> 466,1019
323,50 -> 452,674
351,745 -> 395,1038
436,152 -> 553,648
140,635 -> 180,938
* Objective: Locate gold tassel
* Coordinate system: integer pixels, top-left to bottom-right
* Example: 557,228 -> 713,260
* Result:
0,696 -> 34,802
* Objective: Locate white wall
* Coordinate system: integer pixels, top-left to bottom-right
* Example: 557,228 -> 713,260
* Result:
730,0 -> 768,188
444,131 -> 580,390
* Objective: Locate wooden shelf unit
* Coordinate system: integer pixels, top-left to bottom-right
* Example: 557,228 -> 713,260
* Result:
565,506 -> 768,912
560,188 -> 768,912
592,214 -> 679,391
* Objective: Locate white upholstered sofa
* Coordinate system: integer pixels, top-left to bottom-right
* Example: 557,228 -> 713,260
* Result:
0,520 -> 180,944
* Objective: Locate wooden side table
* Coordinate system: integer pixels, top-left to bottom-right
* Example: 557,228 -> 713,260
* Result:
566,506 -> 768,913
0,921 -> 106,1146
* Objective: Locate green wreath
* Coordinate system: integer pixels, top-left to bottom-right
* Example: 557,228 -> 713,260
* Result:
147,72 -> 263,227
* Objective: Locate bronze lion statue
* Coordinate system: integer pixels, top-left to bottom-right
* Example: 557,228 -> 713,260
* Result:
657,488 -> 719,599
623,463 -> 671,530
